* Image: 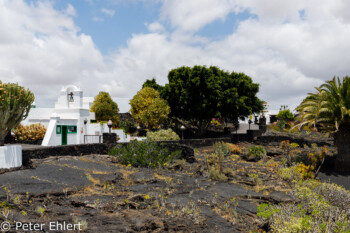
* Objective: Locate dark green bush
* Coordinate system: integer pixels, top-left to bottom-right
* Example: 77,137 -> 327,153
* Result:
117,120 -> 137,134
108,140 -> 181,168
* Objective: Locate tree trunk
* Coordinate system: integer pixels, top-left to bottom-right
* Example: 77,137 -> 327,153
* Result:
197,121 -> 207,136
334,123 -> 350,171
0,131 -> 5,147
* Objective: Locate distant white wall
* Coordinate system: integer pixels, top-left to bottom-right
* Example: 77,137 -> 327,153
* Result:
86,123 -> 128,143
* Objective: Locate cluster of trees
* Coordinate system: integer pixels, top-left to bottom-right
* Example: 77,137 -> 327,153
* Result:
91,65 -> 264,136
140,65 -> 264,135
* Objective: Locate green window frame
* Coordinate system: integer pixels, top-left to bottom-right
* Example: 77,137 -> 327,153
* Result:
56,125 -> 62,134
67,125 -> 77,134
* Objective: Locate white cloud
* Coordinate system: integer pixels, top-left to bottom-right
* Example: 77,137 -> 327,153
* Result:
92,16 -> 104,22
101,8 -> 115,17
146,22 -> 165,33
2,0 -> 350,113
160,0 -> 240,32
64,4 -> 77,17
0,0 -> 105,106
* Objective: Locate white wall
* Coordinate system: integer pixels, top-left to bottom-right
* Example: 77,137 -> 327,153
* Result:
42,117 -> 79,146
42,117 -> 60,146
85,123 -> 128,143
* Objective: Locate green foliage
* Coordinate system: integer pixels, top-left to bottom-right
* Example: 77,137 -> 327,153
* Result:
205,142 -> 232,180
130,87 -> 170,130
277,119 -> 286,131
0,81 -> 35,146
90,92 -> 119,124
278,165 -> 303,183
248,145 -> 266,159
257,203 -> 281,220
213,141 -> 231,157
162,65 -> 263,135
276,109 -> 294,121
281,140 -> 329,178
259,180 -> 350,233
209,167 -> 228,181
147,129 -> 180,141
13,123 -> 46,141
117,120 -> 136,134
109,140 -> 180,168
290,143 -> 300,148
142,78 -> 164,93
295,76 -> 350,131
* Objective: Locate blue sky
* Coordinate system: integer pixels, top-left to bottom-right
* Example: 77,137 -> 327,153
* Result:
2,0 -> 350,112
49,0 -> 162,54
25,0 -> 256,54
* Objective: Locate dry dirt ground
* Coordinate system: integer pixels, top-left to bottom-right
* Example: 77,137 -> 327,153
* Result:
0,144 -> 300,233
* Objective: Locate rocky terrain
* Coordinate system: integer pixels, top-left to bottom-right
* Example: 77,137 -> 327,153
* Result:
0,142 -> 336,232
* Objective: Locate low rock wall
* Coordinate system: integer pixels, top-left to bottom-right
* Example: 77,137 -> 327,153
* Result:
175,138 -> 232,147
22,141 -> 196,166
22,143 -> 109,166
256,135 -> 333,147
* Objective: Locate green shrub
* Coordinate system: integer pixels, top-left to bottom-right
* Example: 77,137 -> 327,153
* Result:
278,166 -> 303,183
277,119 -> 286,131
290,143 -> 299,148
213,141 -> 231,157
276,109 -> 294,121
209,167 -> 228,181
258,180 -> 350,233
146,129 -> 180,141
117,120 -> 137,134
248,146 -> 266,159
108,140 -> 181,168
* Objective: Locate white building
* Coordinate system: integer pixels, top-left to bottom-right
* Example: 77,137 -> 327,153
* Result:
22,85 -> 128,146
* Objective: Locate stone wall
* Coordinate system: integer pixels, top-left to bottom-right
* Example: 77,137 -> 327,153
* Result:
161,138 -> 232,148
22,141 -> 196,166
22,143 -> 110,166
256,135 -> 333,147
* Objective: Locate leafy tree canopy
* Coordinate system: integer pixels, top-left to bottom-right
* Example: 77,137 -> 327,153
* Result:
161,65 -> 263,134
276,109 -> 294,121
130,87 -> 170,130
90,92 -> 119,124
142,78 -> 164,94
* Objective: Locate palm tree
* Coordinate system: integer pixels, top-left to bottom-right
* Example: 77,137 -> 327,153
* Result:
295,76 -> 350,171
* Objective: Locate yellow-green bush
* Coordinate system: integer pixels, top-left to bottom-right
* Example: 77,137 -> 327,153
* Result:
146,129 -> 180,141
278,166 -> 303,183
258,180 -> 350,233
13,124 -> 46,141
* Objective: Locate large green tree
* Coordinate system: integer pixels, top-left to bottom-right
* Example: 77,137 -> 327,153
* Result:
90,92 -> 119,124
295,76 -> 350,171
0,81 -> 34,146
142,78 -> 164,93
161,65 -> 263,135
130,87 -> 170,130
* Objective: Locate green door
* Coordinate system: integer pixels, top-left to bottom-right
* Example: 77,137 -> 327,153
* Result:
62,126 -> 68,145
